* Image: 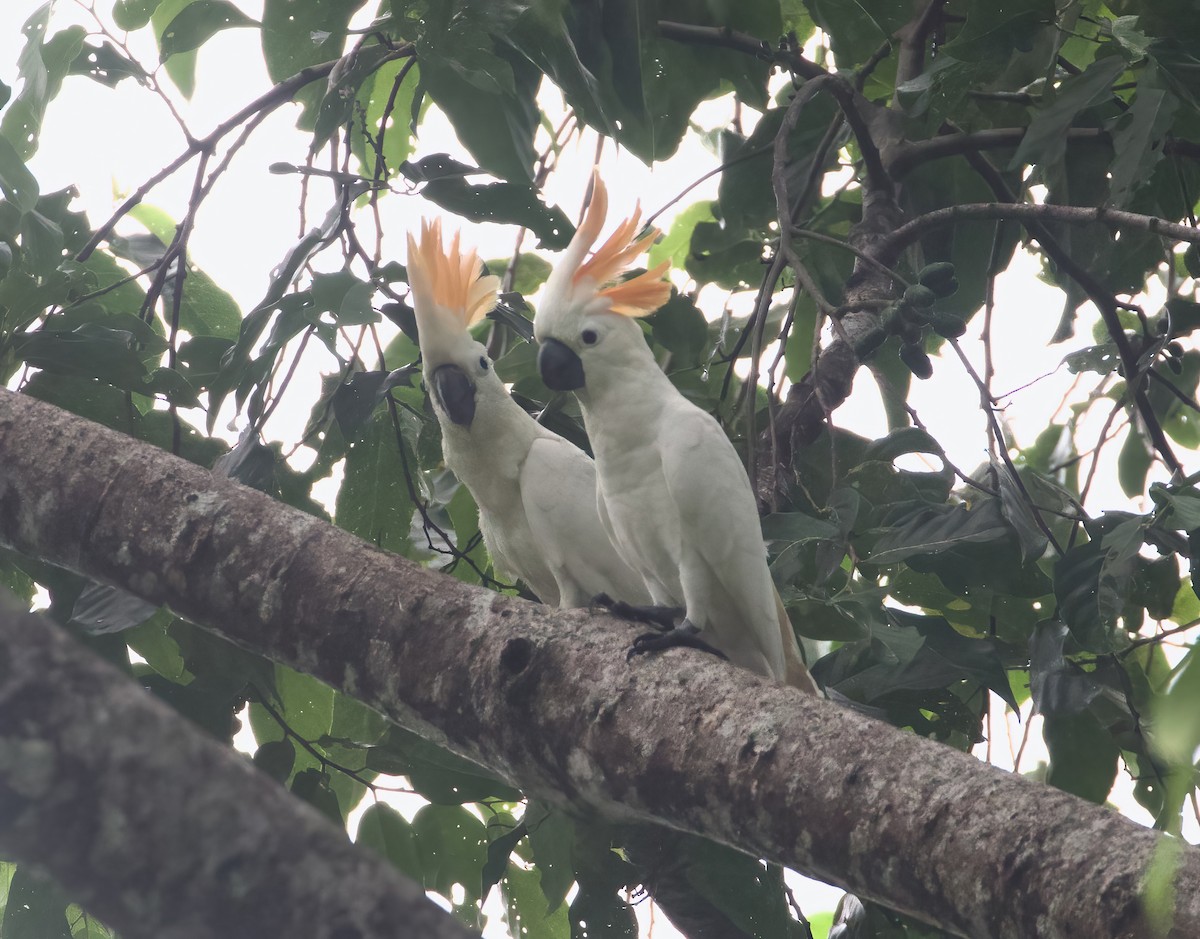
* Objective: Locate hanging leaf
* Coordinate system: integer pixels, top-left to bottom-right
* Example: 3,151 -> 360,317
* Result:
158,0 -> 258,59
419,177 -> 574,249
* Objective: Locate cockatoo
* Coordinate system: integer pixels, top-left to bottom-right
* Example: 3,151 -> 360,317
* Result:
405,219 -> 650,611
532,177 -> 818,694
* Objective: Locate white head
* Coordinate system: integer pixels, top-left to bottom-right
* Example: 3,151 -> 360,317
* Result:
406,219 -> 502,427
533,172 -> 672,392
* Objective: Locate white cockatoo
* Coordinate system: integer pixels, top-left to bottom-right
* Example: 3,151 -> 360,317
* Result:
532,176 -> 818,693
406,218 -> 650,610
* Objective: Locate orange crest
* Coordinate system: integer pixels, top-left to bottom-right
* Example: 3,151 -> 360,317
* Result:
406,218 -> 500,327
572,173 -> 671,317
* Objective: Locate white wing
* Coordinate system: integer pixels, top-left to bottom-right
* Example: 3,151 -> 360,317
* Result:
521,434 -> 651,609
657,404 -> 787,679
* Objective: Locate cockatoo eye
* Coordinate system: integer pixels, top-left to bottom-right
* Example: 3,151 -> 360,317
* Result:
581,328 -> 599,346
479,355 -> 489,371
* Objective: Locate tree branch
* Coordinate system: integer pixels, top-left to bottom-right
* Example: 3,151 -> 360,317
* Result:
887,127 -> 1200,180
0,592 -> 477,939
883,202 -> 1200,256
1,388 -> 1198,938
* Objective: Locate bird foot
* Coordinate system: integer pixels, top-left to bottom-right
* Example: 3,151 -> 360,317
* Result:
626,620 -> 728,663
591,593 -> 683,632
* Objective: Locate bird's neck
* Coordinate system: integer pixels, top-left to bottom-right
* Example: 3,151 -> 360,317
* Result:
576,338 -> 675,447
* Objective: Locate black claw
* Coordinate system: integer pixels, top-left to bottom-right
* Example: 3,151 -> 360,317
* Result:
626,624 -> 728,664
590,592 -> 615,612
592,593 -> 682,632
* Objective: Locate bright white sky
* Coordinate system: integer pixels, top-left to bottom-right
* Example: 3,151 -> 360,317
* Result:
1,1 -> 1195,936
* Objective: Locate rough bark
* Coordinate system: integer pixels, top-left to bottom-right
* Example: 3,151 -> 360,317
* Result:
0,592 -> 477,939
2,387 -> 1199,939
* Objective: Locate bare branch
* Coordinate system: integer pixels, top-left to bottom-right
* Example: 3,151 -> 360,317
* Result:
884,201 -> 1200,257
888,127 -> 1200,180
77,46 -> 414,262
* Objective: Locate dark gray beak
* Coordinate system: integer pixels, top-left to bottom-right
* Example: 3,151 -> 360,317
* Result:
432,364 -> 476,426
537,339 -> 585,391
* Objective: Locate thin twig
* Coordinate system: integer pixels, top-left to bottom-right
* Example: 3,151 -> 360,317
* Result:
77,46 -> 413,262
948,338 -> 1065,555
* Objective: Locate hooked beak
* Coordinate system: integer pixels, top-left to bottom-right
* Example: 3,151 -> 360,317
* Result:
431,364 -> 476,427
537,339 -> 585,391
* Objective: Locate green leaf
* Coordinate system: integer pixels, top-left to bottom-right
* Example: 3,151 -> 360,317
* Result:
867,500 -> 1011,565
888,610 -> 1019,711
418,38 -> 538,182
352,59 -> 423,178
648,200 -> 710,277
1109,15 -> 1152,60
525,802 -> 575,914
69,40 -> 149,87
2,865 -> 71,939
483,819 -> 528,901
1029,620 -> 1101,716
331,370 -> 395,438
22,372 -> 226,467
366,726 -> 520,805
252,739 -> 297,783
152,0 -> 199,97
329,688 -> 389,746
126,202 -> 243,340
19,208 -> 64,274
420,177 -> 573,249
1152,645 -> 1200,830
333,408 -> 417,555
12,324 -> 151,389
862,426 -> 944,463
501,863 -> 571,939
647,200 -> 714,272
311,270 -> 378,326
290,767 -> 342,823
68,582 -> 160,635
261,0 -> 369,126
685,221 -> 764,290
1064,343 -> 1121,375
159,0 -> 257,59
1,15 -> 86,159
1108,87 -> 1179,209
486,253 -> 552,297
648,293 -> 707,367
899,156 -> 1021,322
568,889 -> 637,939
1054,518 -> 1144,651
941,0 -> 1055,63
1044,710 -> 1120,803
1010,56 -> 1127,172
0,136 -> 39,214
311,44 -> 401,149
273,663 -> 334,743
762,512 -> 843,544
717,97 -> 842,232
1118,429 -> 1153,499
1151,485 -> 1200,530
413,804 -> 488,904
357,803 -> 423,881
994,460 -> 1050,565
804,0 -> 899,64
113,0 -> 163,30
